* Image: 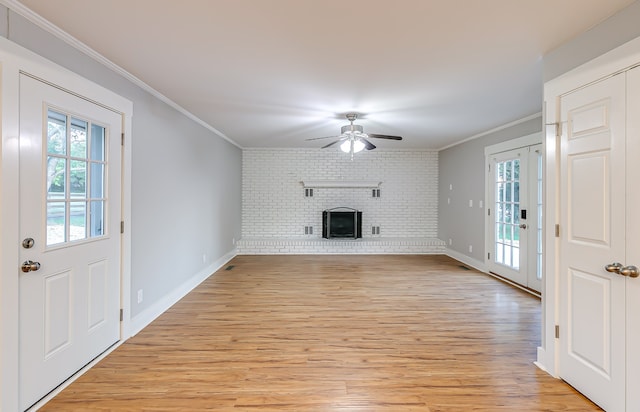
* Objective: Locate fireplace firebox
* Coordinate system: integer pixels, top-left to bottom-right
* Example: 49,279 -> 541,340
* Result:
322,207 -> 362,239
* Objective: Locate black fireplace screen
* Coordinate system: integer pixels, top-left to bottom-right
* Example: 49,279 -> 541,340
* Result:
322,208 -> 362,239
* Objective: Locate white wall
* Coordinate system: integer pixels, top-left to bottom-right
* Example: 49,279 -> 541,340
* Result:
242,148 -> 438,240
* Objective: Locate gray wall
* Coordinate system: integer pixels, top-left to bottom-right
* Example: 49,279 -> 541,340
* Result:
544,0 -> 640,82
2,10 -> 242,317
438,117 -> 542,264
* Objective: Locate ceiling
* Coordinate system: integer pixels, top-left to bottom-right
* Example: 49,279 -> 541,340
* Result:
15,0 -> 636,150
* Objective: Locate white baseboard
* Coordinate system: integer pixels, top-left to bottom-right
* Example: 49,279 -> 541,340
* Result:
129,249 -> 237,336
444,248 -> 487,273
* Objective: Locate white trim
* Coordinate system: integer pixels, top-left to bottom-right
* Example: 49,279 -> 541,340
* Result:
0,35 -> 133,411
301,180 -> 381,188
437,112 -> 542,151
129,249 -> 237,336
445,248 -> 540,298
0,0 -> 242,150
444,247 -> 487,273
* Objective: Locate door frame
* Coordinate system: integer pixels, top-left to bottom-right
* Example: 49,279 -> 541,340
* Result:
542,33 -> 640,408
0,37 -> 133,410
484,133 -> 542,290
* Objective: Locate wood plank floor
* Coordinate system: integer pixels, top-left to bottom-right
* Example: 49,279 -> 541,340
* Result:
41,255 -> 601,411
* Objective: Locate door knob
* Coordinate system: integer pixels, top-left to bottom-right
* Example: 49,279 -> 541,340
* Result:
21,260 -> 41,273
519,223 -> 527,229
605,262 -> 623,273
620,265 -> 640,278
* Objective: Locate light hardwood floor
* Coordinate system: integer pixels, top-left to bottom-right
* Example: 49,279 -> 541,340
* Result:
41,255 -> 601,411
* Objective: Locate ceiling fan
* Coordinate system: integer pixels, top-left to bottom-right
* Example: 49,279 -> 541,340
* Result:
307,113 -> 402,157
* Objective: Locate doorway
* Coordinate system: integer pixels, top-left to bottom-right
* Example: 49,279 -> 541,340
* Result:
485,136 -> 543,293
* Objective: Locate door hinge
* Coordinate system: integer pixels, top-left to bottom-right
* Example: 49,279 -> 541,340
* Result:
487,252 -> 491,260
555,122 -> 561,138
121,221 -> 125,234
555,224 -> 560,237
488,208 -> 491,216
120,309 -> 124,322
555,325 -> 560,339
121,133 -> 125,146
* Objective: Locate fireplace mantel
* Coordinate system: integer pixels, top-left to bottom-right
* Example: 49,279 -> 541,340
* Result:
300,180 -> 381,188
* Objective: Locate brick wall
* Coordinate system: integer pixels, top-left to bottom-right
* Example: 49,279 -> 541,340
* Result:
242,149 -> 439,240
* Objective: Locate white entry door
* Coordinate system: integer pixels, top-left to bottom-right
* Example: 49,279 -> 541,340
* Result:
18,74 -> 122,410
487,145 -> 542,292
558,73 -> 626,411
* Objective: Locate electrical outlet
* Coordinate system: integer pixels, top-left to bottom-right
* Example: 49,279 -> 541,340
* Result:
202,253 -> 207,263
449,238 -> 452,245
469,199 -> 473,208
479,200 -> 483,208
469,245 -> 473,253
137,289 -> 143,304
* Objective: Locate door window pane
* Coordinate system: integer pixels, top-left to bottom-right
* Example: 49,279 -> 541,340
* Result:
90,124 -> 105,161
47,202 -> 66,245
46,108 -> 108,247
69,201 -> 87,241
70,160 -> 87,197
70,118 -> 87,158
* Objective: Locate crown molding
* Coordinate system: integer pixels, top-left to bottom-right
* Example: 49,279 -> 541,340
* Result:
0,0 -> 242,149
437,111 -> 542,151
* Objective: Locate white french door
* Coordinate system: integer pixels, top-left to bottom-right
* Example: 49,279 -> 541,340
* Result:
18,73 -> 122,410
487,144 -> 542,292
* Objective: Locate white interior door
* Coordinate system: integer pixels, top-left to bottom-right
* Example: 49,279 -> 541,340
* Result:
18,73 -> 122,410
487,147 -> 531,288
558,73 -> 626,412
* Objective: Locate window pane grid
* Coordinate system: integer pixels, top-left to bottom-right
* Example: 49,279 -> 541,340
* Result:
46,108 -> 107,246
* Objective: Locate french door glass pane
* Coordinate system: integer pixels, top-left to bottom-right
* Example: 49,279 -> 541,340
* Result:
495,157 -> 521,270
536,151 -> 543,281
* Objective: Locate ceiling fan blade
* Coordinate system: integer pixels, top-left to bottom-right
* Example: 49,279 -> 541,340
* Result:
306,135 -> 341,141
361,138 -> 376,150
368,133 -> 403,140
321,138 -> 345,149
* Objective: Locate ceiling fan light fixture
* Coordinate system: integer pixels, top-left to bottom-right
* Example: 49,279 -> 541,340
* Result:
340,139 -> 365,153
341,124 -> 364,135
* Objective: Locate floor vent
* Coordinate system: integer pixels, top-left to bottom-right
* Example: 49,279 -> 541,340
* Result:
459,265 -> 470,271
225,265 -> 235,271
